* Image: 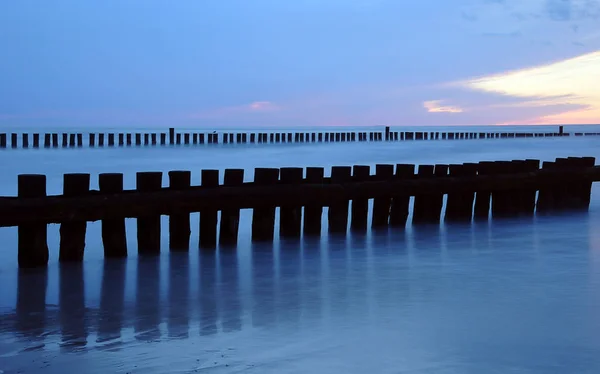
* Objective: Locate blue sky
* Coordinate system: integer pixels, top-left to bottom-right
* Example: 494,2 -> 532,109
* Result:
1,0 -> 599,128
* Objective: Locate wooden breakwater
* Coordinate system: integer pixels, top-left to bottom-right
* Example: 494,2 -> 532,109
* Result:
0,126 -> 598,150
1,156 -> 598,268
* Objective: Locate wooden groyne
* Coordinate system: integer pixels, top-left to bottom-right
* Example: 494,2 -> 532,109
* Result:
1,156 -> 598,268
0,126 -> 597,150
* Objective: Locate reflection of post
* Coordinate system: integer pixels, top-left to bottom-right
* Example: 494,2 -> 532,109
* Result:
199,252 -> 218,335
301,238 -> 323,322
135,257 -> 161,341
97,260 -> 126,346
277,242 -> 302,326
251,244 -> 276,328
168,253 -> 190,339
59,263 -> 87,351
16,269 -> 48,349
218,251 -> 242,332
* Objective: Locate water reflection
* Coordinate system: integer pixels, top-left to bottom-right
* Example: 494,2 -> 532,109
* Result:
1,213 -> 599,371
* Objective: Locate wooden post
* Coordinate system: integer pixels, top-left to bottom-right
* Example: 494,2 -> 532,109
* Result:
473,161 -> 493,220
22,133 -> 29,148
177,133 -> 182,145
135,133 -> 141,146
108,133 -> 115,147
18,175 -> 49,268
118,133 -> 124,146
52,133 -> 59,147
151,133 -> 157,145
490,161 -> 514,218
280,167 -> 304,238
61,133 -> 68,147
445,164 -> 467,222
59,173 -> 90,262
242,133 -> 247,143
169,127 -> 175,144
412,165 -> 435,223
318,133 -> 323,142
136,172 -> 163,254
89,133 -> 95,147
328,166 -> 352,234
303,167 -> 325,235
250,133 -> 256,143
33,133 -> 40,148
219,169 -> 244,246
389,164 -> 415,227
372,164 -> 394,227
0,133 -> 6,148
288,133 -> 293,142
10,133 -> 17,148
168,171 -> 191,251
385,126 -> 390,141
536,161 -> 555,214
350,165 -> 370,232
252,168 -> 280,241
184,133 -> 190,145
127,133 -> 132,146
199,170 -> 219,249
200,133 -> 205,144
68,133 -> 75,147
99,173 -> 127,258
98,133 -> 104,147
160,133 -> 166,145
269,133 -> 275,143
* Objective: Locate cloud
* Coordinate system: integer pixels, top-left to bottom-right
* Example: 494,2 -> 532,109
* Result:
423,100 -> 464,113
458,50 -> 600,124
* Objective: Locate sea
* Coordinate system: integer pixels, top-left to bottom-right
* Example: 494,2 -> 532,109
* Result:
1,125 -> 600,373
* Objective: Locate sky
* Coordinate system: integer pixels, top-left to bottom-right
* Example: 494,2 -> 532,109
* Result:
1,0 -> 599,128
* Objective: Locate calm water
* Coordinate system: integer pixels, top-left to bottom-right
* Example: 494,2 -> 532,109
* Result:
1,129 -> 600,373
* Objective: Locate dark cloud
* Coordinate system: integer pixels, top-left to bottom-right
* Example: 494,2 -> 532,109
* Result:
546,0 -> 572,21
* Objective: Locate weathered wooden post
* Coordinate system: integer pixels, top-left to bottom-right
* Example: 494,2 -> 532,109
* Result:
77,133 -> 83,147
18,174 -> 49,268
372,164 -> 394,227
389,164 -> 415,227
559,126 -> 564,136
252,168 -> 279,241
280,167 -> 304,238
176,133 -> 182,145
98,133 -> 104,147
126,133 -> 132,146
445,164 -> 466,221
67,133 -> 74,147
199,170 -> 219,249
169,171 -> 191,251
135,133 -> 141,146
269,133 -> 275,143
490,161 -> 514,217
89,133 -> 95,147
161,133 -> 167,145
59,173 -> 90,262
199,133 -> 205,144
328,166 -> 351,233
184,133 -> 190,145
0,133 -> 6,148
303,167 -> 324,235
108,133 -> 115,147
219,169 -> 244,246
151,133 -> 157,145
136,172 -> 163,254
52,133 -> 59,147
242,133 -> 247,143
473,161 -> 493,220
385,126 -> 390,141
144,133 -> 150,145
288,133 -> 293,142
412,165 -> 435,223
11,133 -> 18,148
118,133 -> 124,146
22,133 -> 29,148
61,133 -> 68,147
536,160 -> 555,214
33,133 -> 40,148
99,173 -> 127,257
169,127 -> 175,145
350,165 -> 370,231
570,157 -> 596,209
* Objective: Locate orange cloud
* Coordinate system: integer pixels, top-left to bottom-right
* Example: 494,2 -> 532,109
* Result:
459,50 -> 600,124
423,100 -> 464,113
